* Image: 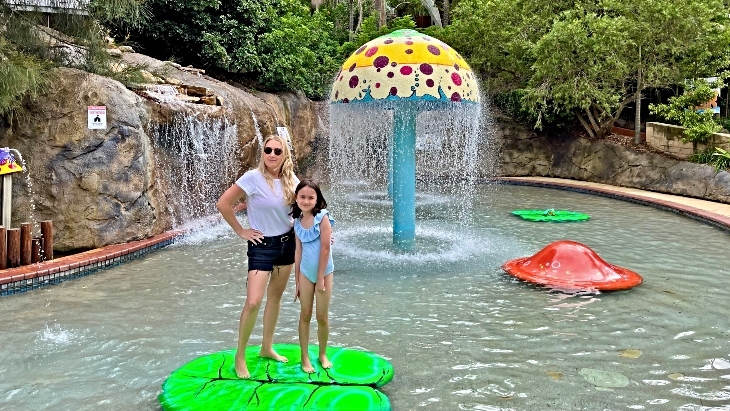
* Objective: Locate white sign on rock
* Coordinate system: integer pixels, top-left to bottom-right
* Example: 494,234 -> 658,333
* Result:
88,106 -> 107,130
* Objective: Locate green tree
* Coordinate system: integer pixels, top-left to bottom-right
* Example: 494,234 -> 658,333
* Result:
258,11 -> 341,98
650,79 -> 723,144
113,0 -> 344,99
448,0 -> 730,139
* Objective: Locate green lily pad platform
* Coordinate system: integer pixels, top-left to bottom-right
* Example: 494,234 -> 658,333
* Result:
512,209 -> 590,222
159,344 -> 394,411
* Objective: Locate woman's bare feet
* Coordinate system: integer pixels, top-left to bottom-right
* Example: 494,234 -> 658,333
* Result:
235,354 -> 250,379
319,354 -> 332,369
301,356 -> 315,373
260,347 -> 289,363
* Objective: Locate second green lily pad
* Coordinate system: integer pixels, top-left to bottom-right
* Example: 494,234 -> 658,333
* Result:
512,209 -> 590,222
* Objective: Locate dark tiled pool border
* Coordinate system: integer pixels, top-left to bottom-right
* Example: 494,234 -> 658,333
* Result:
0,204 -> 247,296
0,231 -> 181,296
493,177 -> 730,232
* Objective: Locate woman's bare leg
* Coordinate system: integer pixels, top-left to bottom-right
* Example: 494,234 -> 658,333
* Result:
259,264 -> 293,362
235,269 -> 270,378
316,274 -> 334,369
298,274 -> 316,373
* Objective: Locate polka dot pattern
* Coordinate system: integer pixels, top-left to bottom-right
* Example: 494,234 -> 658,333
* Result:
331,29 -> 478,103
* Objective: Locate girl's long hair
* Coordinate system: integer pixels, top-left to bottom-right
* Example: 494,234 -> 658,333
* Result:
257,134 -> 296,204
291,179 -> 327,219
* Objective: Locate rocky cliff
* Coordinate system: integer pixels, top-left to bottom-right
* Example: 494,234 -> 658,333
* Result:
0,52 -> 320,251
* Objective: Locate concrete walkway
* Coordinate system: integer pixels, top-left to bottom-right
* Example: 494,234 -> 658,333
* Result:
496,177 -> 730,230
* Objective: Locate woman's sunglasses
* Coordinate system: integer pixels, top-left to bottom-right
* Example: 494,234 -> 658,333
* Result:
264,147 -> 283,156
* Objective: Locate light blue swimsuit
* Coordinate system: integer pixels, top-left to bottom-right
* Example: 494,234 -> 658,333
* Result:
294,209 -> 335,284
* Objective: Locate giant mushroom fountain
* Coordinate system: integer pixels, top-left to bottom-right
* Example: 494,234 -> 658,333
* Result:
329,29 -> 480,248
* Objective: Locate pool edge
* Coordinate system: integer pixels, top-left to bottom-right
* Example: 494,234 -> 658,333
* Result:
0,204 -> 247,296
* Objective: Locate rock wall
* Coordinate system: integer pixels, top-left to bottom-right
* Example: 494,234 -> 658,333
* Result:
493,112 -> 730,204
0,54 -> 318,251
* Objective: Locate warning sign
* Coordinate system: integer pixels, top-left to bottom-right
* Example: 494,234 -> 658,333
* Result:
88,106 -> 107,129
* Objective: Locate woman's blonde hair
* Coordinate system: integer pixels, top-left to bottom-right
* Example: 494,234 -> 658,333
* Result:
257,134 -> 296,204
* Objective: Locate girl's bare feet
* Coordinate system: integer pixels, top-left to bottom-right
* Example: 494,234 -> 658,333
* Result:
301,356 -> 315,373
260,347 -> 289,363
319,354 -> 332,369
235,354 -> 250,379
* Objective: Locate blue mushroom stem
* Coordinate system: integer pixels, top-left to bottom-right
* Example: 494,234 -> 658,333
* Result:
391,104 -> 417,248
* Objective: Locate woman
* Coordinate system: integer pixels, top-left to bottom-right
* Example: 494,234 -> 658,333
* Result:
216,134 -> 299,379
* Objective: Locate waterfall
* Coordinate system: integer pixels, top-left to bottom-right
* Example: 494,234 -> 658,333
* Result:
328,101 -> 487,228
147,110 -> 240,228
143,85 -> 181,104
242,99 -> 264,148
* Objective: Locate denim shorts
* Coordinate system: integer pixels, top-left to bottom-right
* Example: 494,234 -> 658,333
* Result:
247,230 -> 295,272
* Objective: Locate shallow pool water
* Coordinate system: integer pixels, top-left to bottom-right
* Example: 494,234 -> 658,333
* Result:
1,184 -> 729,411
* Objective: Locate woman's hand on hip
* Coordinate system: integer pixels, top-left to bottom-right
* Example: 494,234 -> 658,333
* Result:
239,228 -> 264,244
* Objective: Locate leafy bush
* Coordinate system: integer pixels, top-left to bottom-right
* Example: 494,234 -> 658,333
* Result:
338,15 -> 416,59
258,11 -> 341,99
649,80 -> 723,143
688,147 -> 730,171
689,148 -> 715,164
711,147 -> 730,170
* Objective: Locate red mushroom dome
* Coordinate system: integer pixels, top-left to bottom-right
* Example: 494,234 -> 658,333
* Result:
501,240 -> 643,291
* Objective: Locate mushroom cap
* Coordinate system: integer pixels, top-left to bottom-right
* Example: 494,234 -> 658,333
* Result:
501,240 -> 643,291
0,149 -> 23,175
330,29 -> 479,104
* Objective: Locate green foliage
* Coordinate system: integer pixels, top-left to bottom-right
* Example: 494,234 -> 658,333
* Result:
649,80 -> 723,143
0,37 -> 50,115
113,0 -> 347,99
710,147 -> 730,170
338,15 -> 416,60
689,147 -> 715,164
447,0 -> 730,136
693,146 -> 730,170
258,11 -> 341,99
0,0 -> 148,117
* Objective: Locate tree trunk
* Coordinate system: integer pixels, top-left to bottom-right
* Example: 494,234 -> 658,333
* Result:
348,0 -> 354,41
634,47 -> 642,145
575,109 -> 596,139
419,0 -> 442,27
374,0 -> 386,28
355,0 -> 364,34
442,0 -> 450,26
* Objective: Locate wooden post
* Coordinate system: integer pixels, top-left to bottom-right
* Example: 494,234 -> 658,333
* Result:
0,226 -> 6,270
20,222 -> 32,265
1,175 -> 11,229
40,220 -> 53,260
7,228 -> 20,268
32,238 -> 41,263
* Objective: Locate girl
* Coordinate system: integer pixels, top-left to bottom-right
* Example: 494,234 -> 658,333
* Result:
292,179 -> 335,373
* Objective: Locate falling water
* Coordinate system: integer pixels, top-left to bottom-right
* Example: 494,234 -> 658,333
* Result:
328,101 -> 485,232
5,149 -> 40,236
242,99 -> 264,148
143,85 -> 181,103
147,111 -> 240,228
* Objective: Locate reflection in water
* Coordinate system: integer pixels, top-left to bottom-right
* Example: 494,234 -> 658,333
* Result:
1,185 -> 730,410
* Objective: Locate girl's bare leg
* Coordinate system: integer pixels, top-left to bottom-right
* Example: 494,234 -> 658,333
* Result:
316,274 -> 334,369
235,270 -> 270,378
298,274 -> 316,373
259,264 -> 293,362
